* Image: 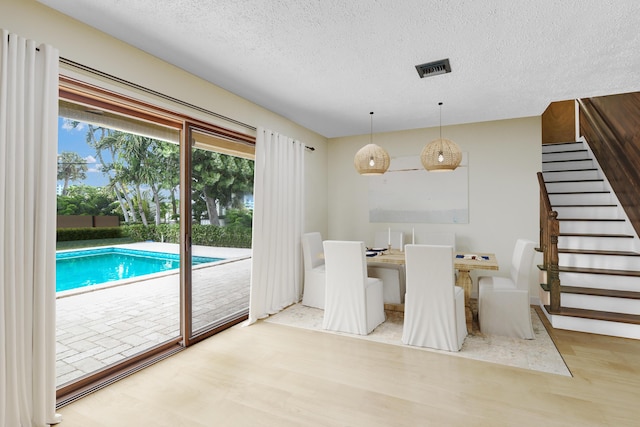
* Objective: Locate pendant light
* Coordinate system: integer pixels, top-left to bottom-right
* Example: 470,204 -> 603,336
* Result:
354,112 -> 390,175
420,102 -> 462,172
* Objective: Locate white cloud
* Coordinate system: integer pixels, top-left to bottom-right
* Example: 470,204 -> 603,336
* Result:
62,120 -> 85,131
88,164 -> 103,174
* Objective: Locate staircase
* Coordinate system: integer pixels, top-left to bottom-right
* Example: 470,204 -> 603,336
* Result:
539,140 -> 640,339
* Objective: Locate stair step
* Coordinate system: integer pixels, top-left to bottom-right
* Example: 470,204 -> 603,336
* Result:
542,149 -> 588,155
542,168 -> 598,174
558,218 -> 625,222
558,248 -> 640,257
548,191 -> 610,195
542,150 -> 591,161
543,159 -> 594,171
544,179 -> 604,184
545,180 -> 606,192
556,205 -> 620,218
543,168 -> 597,172
561,286 -> 640,300
540,282 -> 640,299
548,192 -> 615,206
542,158 -> 591,164
558,219 -> 630,234
559,232 -> 634,238
552,204 -> 617,207
557,265 -> 640,277
542,141 -> 584,150
542,169 -> 601,181
544,305 -> 640,325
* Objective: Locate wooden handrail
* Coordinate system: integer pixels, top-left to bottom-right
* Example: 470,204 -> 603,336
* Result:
537,172 -> 561,312
578,94 -> 640,237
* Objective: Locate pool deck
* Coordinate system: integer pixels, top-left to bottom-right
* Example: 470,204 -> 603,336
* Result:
56,242 -> 252,387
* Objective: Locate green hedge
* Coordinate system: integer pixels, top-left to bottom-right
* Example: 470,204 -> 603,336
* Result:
57,224 -> 252,248
123,224 -> 252,248
57,227 -> 123,242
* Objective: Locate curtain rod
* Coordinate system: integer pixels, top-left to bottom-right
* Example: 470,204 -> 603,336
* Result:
59,57 -> 316,152
59,56 -> 256,132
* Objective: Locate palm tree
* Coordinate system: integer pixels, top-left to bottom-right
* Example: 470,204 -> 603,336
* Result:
57,151 -> 88,195
86,126 -> 137,223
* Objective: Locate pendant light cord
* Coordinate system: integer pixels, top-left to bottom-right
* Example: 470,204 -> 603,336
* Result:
370,111 -> 374,144
438,102 -> 443,140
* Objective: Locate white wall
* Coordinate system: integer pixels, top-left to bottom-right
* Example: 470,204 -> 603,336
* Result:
328,117 -> 543,298
4,0 -> 543,296
2,0 -> 329,237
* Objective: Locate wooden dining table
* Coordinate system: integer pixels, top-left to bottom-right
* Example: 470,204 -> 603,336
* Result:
366,249 -> 499,330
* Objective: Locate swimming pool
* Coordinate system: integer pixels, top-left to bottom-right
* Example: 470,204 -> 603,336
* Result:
56,247 -> 222,292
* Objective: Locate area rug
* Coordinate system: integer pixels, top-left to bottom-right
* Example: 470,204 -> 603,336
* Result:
264,303 -> 571,377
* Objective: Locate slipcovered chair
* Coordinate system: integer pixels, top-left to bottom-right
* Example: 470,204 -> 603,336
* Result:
301,232 -> 326,309
478,239 -> 536,339
322,240 -> 385,335
414,231 -> 457,280
369,230 -> 405,303
402,244 -> 467,351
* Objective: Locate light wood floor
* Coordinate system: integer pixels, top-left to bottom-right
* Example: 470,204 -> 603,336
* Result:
58,308 -> 640,426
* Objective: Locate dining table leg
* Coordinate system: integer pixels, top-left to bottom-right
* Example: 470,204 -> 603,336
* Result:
456,268 -> 473,332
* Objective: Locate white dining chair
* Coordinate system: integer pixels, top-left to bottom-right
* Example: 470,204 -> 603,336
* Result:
370,230 -> 405,303
402,244 -> 467,351
322,240 -> 385,335
301,232 -> 326,309
478,239 -> 536,339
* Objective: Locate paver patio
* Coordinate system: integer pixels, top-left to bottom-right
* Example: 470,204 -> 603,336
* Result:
56,243 -> 252,386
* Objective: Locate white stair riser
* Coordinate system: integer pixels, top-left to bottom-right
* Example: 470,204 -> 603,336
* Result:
542,151 -> 589,161
543,307 -> 640,340
558,272 -> 640,292
542,159 -> 594,171
545,181 -> 606,192
559,252 -> 640,270
543,169 -> 600,181
558,235 -> 635,251
542,143 -> 585,154
555,206 -> 620,219
548,192 -> 613,205
559,221 -> 628,234
562,293 -> 640,315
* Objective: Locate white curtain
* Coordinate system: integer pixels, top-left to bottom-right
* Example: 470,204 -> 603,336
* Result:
248,127 -> 304,323
1,30 -> 61,426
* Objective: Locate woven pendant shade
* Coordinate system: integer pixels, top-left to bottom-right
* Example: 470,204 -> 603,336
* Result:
420,137 -> 462,172
354,112 -> 390,175
421,102 -> 461,172
354,143 -> 390,175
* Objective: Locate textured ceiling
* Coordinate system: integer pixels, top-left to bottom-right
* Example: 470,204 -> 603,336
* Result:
39,0 -> 640,138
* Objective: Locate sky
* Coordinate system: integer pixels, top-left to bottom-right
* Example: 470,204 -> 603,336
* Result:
57,117 -> 110,188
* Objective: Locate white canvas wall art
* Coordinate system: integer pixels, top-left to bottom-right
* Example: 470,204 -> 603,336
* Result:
368,154 -> 468,223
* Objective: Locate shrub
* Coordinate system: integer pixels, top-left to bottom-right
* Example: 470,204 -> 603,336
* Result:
57,227 -> 122,242
121,223 -> 252,248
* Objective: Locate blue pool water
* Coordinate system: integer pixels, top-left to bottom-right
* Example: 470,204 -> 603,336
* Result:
56,248 -> 221,292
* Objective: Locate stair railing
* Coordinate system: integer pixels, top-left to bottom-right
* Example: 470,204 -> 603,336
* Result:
538,172 -> 561,312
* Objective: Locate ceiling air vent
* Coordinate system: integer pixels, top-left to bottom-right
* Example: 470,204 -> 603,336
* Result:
415,58 -> 451,78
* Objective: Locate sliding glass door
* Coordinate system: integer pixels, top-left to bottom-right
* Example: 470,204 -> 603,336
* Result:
187,127 -> 254,339
56,103 -> 182,391
55,84 -> 255,404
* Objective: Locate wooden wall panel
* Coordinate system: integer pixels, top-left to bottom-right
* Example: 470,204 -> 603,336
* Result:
579,92 -> 640,236
542,100 -> 575,144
